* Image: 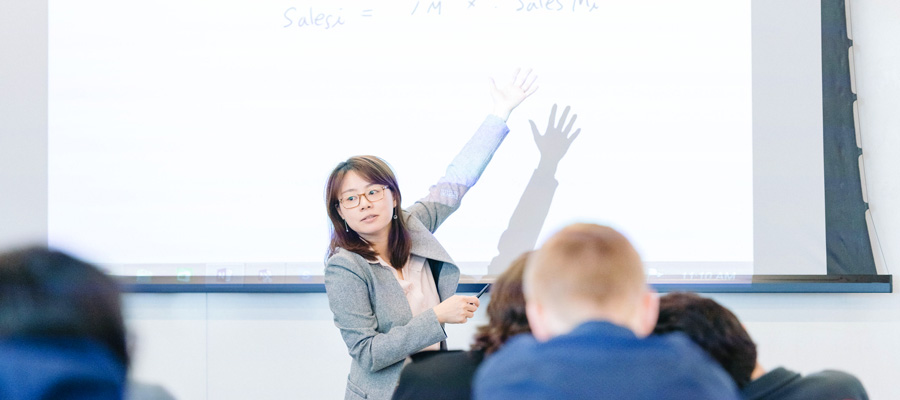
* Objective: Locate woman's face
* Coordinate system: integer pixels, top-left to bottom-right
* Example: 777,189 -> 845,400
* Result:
336,170 -> 397,243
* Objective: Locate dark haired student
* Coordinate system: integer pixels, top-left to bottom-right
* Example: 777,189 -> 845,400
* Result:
323,70 -> 538,400
0,246 -> 176,400
654,292 -> 869,400
0,246 -> 128,399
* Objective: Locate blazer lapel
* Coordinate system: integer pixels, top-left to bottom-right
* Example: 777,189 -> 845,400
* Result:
406,214 -> 459,300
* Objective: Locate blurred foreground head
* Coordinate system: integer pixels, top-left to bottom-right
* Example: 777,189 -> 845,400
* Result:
0,246 -> 128,365
524,223 -> 657,341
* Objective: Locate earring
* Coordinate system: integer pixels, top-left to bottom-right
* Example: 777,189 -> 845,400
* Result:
344,220 -> 349,233
393,214 -> 398,220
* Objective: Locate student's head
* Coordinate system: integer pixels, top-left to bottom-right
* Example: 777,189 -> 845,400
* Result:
471,251 -> 532,355
0,246 -> 129,366
325,155 -> 410,267
524,224 -> 656,341
653,292 -> 757,388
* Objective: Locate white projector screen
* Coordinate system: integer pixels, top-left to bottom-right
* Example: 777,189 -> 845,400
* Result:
46,0 -> 838,286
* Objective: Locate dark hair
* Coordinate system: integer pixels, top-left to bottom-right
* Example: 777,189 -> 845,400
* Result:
0,246 -> 129,367
325,155 -> 411,270
653,292 -> 756,388
471,252 -> 532,355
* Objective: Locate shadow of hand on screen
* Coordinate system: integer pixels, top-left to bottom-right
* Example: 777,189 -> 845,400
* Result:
486,104 -> 581,275
531,104 -> 581,168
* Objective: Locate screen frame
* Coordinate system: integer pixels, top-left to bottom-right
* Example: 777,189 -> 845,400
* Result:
117,275 -> 891,293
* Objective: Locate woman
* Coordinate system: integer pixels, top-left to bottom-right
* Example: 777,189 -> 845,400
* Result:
324,69 -> 537,400
391,251 -> 533,400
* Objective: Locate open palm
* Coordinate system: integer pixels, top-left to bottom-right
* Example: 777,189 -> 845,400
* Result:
491,68 -> 539,121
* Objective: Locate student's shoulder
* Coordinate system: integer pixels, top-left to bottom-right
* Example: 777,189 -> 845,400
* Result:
474,336 -> 541,391
646,333 -> 741,398
497,333 -> 539,352
804,369 -> 864,383
644,333 -> 734,379
799,370 -> 868,398
401,350 -> 481,382
650,331 -> 709,358
479,334 -> 540,369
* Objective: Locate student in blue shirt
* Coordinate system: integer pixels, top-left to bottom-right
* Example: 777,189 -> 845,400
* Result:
474,224 -> 740,400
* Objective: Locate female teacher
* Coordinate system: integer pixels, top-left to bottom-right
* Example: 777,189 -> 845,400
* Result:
323,69 -> 538,400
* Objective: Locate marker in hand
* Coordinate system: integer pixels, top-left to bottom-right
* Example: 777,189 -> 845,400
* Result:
475,284 -> 491,299
466,284 -> 490,308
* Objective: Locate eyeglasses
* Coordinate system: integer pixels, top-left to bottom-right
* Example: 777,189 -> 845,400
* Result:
338,186 -> 389,209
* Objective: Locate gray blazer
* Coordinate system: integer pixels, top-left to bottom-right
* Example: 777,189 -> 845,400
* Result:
324,116 -> 509,400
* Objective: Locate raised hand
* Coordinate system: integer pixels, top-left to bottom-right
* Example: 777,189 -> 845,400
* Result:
491,68 -> 539,121
530,104 -> 581,166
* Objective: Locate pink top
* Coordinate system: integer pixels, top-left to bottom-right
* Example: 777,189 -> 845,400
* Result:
377,254 -> 442,352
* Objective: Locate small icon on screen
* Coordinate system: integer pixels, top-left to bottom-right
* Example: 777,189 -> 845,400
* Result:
177,268 -> 192,283
217,268 -> 233,283
299,269 -> 312,281
258,269 -> 272,283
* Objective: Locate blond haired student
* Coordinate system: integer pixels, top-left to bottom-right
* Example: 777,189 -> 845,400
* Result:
474,224 -> 741,400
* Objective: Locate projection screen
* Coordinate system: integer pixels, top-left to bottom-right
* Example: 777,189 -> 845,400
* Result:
38,0 -> 888,292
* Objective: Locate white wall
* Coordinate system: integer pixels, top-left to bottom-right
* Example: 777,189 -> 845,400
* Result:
121,1 -> 900,399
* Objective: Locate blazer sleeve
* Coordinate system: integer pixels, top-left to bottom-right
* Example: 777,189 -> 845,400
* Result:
325,256 -> 448,372
408,115 -> 510,233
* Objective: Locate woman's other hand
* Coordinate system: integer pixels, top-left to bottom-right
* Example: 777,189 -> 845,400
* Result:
433,295 -> 480,324
491,68 -> 539,122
